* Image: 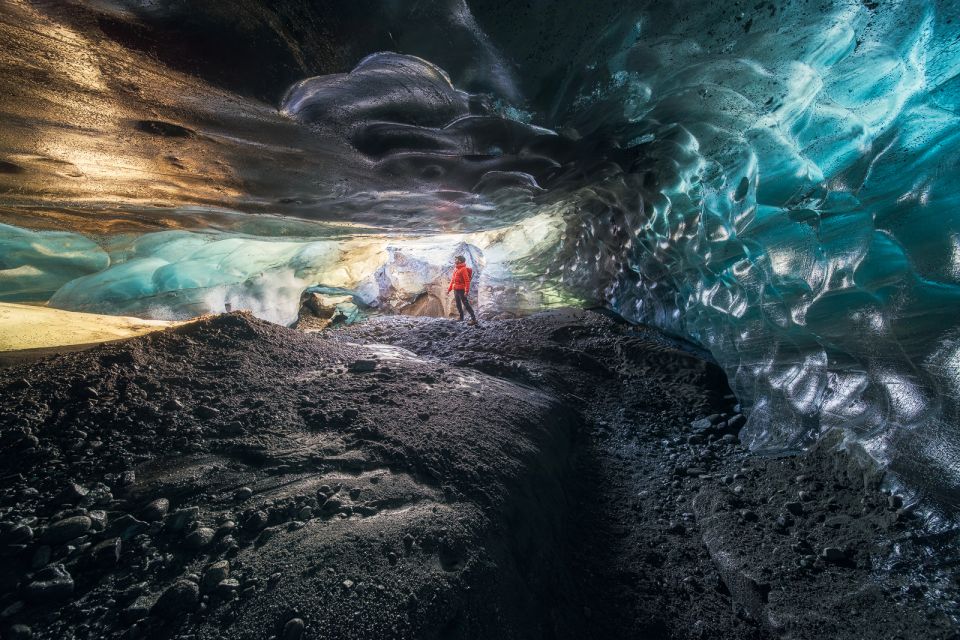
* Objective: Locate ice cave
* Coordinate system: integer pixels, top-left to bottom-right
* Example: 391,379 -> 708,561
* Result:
0,1 -> 958,639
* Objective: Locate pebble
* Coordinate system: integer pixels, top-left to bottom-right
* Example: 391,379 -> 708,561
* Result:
6,624 -> 32,640
235,487 -> 254,502
185,527 -> 215,549
141,498 -> 170,522
167,507 -> 200,532
201,560 -> 230,593
123,596 -> 152,623
24,564 -> 74,601
322,498 -> 343,513
244,510 -> 269,533
31,545 -> 51,569
195,405 -> 220,419
0,601 -> 24,619
42,516 -> 91,545
90,537 -> 122,566
821,547 -> 847,563
108,514 -> 148,540
55,482 -> 88,505
283,617 -> 306,640
689,418 -> 712,431
88,510 -> 108,531
215,578 -> 240,598
4,524 -> 33,545
348,359 -> 378,373
152,580 -> 199,616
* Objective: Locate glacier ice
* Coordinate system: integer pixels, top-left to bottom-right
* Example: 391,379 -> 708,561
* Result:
530,0 -> 960,510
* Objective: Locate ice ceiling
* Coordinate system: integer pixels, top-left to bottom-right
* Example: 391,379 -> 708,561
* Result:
1,0 -> 959,512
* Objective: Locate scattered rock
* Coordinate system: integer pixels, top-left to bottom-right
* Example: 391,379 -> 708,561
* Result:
184,527 -> 215,549
41,516 -> 91,545
348,359 -> 378,373
6,624 -> 32,640
123,596 -> 152,623
24,564 -> 74,602
89,537 -> 121,567
55,482 -> 88,505
107,514 -> 148,540
88,510 -> 108,531
201,560 -> 230,593
152,580 -> 200,617
195,405 -> 220,419
215,578 -> 240,598
821,547 -> 848,563
283,617 -> 306,640
3,524 -> 33,545
141,498 -> 170,522
243,510 -> 269,533
31,545 -> 51,569
167,507 -> 200,532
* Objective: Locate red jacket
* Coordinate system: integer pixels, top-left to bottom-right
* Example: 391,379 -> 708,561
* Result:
448,263 -> 472,292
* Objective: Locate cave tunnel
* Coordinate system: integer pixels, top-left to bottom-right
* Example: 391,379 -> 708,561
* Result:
0,1 -> 959,638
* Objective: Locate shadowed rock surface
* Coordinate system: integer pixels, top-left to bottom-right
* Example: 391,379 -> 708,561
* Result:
0,310 -> 956,639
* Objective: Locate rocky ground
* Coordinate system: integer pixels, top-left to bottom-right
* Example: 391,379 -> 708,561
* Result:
0,309 -> 957,640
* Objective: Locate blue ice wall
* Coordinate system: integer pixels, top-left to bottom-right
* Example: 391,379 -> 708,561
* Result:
0,224 -> 109,302
544,0 -> 960,508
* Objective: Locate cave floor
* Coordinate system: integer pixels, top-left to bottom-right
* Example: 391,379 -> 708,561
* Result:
0,309 -> 956,640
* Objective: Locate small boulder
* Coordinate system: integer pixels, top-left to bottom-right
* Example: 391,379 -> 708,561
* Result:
283,617 -> 306,640
89,537 -> 122,567
151,580 -> 199,617
184,527 -> 215,550
166,507 -> 200,532
201,560 -> 230,593
821,547 -> 848,563
195,405 -> 220,420
41,516 -> 91,545
6,624 -> 32,640
141,498 -> 170,522
348,359 -> 377,373
24,564 -> 74,602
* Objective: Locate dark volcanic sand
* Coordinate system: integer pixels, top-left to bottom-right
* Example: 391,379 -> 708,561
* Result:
0,309 -> 956,640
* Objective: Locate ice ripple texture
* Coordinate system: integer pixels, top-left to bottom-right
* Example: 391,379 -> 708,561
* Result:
543,1 -> 960,509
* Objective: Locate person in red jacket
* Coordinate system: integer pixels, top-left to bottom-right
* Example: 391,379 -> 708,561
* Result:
447,255 -> 478,325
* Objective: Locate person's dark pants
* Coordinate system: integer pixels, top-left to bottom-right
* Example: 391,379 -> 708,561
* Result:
454,289 -> 477,321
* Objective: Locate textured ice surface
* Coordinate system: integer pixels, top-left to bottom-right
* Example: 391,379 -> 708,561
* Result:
0,0 -> 959,510
527,0 -> 960,509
